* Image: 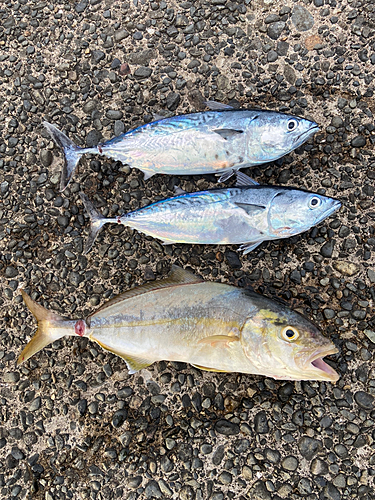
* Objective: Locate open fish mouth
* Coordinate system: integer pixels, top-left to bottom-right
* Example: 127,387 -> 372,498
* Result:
308,347 -> 339,381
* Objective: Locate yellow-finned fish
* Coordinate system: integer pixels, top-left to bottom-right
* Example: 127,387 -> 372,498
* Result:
18,266 -> 339,382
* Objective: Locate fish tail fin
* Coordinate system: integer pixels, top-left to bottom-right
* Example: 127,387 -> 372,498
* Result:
80,192 -> 112,254
43,121 -> 90,192
17,290 -> 68,366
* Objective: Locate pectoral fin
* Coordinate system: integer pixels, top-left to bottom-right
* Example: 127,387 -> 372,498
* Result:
191,364 -> 228,373
235,202 -> 266,216
198,334 -> 240,347
213,129 -> 244,140
235,171 -> 259,186
93,338 -> 154,374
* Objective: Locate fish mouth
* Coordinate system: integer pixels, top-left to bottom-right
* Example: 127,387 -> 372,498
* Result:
294,124 -> 320,144
307,347 -> 339,381
316,199 -> 342,224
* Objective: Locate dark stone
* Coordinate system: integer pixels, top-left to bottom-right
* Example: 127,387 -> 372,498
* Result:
114,30 -> 128,42
75,1 -> 88,13
254,411 -> 269,434
86,130 -> 103,147
225,251 -> 241,269
128,476 -> 142,489
278,382 -> 294,402
145,480 -> 162,498
134,67 -> 152,79
40,150 -> 53,167
77,399 -> 87,415
292,5 -> 314,31
267,22 -> 285,40
5,266 -> 18,278
11,447 -> 25,460
112,409 -> 128,428
166,92 -> 181,111
298,437 -> 322,460
311,458 -> 329,475
320,240 -> 335,258
290,269 -> 301,284
92,50 -> 105,63
354,391 -> 374,410
106,110 -> 123,120
215,419 -> 240,436
179,485 -> 195,500
324,483 -> 341,500
212,445 -> 225,465
267,50 -> 278,62
114,120 -> 125,136
351,136 -> 366,148
111,58 -> 121,69
249,480 -> 271,500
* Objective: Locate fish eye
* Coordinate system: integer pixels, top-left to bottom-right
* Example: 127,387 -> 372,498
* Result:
309,196 -> 322,209
281,326 -> 299,342
287,119 -> 298,131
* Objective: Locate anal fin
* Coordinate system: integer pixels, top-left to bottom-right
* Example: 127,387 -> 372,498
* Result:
238,241 -> 263,255
92,338 -> 154,374
217,169 -> 236,183
192,364 -> 228,373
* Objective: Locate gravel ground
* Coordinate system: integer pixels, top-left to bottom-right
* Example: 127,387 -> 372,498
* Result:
1,0 -> 375,499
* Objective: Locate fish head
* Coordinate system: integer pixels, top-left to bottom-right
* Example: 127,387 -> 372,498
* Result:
268,189 -> 341,237
241,292 -> 339,381
252,113 -> 319,161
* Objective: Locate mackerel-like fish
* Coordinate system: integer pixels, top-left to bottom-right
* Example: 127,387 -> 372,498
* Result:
18,266 -> 339,381
43,101 -> 319,191
80,172 -> 341,254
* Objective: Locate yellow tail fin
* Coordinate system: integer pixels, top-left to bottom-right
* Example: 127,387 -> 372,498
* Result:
17,290 -> 69,366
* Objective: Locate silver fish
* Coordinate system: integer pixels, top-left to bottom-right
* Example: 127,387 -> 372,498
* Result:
17,266 -> 339,382
43,101 -> 319,191
80,172 -> 341,254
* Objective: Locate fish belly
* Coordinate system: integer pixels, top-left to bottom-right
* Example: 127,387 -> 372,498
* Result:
102,129 -> 246,175
125,199 -> 265,245
89,283 -> 256,373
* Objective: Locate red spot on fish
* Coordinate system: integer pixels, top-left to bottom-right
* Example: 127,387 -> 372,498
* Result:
98,145 -> 103,154
117,217 -> 121,224
75,320 -> 85,337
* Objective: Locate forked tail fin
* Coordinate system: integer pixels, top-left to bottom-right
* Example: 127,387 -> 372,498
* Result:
43,121 -> 92,192
17,291 -> 69,366
80,192 -> 114,254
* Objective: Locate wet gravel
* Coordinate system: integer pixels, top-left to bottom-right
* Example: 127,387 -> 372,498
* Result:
1,0 -> 375,499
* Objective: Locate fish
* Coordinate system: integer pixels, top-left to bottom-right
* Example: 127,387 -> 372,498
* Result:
43,101 -> 319,191
17,265 -> 339,382
79,172 -> 341,254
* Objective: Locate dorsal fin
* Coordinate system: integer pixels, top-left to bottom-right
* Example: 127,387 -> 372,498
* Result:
90,265 -> 203,317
